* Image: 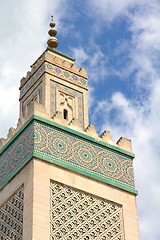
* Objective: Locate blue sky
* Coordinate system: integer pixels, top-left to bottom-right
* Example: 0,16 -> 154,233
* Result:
0,1 -> 160,239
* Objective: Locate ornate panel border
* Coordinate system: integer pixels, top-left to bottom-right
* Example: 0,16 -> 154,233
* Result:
0,123 -> 34,186
46,63 -> 88,88
34,121 -> 135,188
0,116 -> 137,194
50,80 -> 84,127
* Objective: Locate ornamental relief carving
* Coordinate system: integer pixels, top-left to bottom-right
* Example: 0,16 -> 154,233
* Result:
0,187 -> 24,239
50,181 -> 124,240
57,90 -> 77,122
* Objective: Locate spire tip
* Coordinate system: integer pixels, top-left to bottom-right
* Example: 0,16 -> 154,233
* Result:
47,16 -> 59,49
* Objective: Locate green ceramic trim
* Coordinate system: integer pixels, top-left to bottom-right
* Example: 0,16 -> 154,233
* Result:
0,117 -> 34,155
0,115 -> 134,158
48,48 -> 75,62
33,151 -> 138,195
0,152 -> 34,190
0,115 -> 136,193
33,115 -> 135,158
0,150 -> 138,195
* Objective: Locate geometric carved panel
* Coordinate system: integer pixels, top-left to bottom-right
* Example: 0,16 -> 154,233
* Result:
50,181 -> 124,240
0,187 -> 24,240
50,80 -> 84,127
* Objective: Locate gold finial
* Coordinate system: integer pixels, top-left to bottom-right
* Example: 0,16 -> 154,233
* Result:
47,16 -> 59,49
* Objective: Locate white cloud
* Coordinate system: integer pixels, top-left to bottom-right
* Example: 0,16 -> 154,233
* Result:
87,1 -> 160,239
70,46 -> 89,66
0,1 -> 160,239
71,43 -> 109,82
87,0 -> 139,23
0,0 -> 69,137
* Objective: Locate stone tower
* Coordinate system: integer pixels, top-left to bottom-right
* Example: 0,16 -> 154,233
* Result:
0,19 -> 139,240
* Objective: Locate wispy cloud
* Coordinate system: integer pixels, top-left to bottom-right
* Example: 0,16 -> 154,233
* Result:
70,42 -> 109,82
0,0 -> 68,137
86,1 -> 160,239
0,1 -> 160,239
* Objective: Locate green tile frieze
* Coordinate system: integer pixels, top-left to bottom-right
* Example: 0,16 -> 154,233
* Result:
0,116 -> 136,194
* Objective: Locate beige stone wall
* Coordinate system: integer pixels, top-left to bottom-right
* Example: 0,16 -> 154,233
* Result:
19,76 -> 44,119
33,158 -> 140,239
0,158 -> 139,239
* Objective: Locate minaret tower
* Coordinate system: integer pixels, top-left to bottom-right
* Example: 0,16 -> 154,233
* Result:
0,18 -> 139,240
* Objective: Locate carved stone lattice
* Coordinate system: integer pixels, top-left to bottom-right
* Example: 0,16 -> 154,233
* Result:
0,187 -> 24,240
50,181 -> 124,240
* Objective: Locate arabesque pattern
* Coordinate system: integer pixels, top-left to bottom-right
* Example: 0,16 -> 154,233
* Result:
0,187 -> 24,239
0,124 -> 34,186
50,181 -> 124,240
50,80 -> 84,127
46,63 -> 87,88
34,122 -> 134,187
0,119 -> 135,190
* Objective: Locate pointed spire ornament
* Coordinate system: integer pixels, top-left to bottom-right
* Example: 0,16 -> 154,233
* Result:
47,16 -> 59,49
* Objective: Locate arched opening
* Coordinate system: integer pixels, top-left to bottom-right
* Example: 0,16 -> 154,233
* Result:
63,109 -> 68,120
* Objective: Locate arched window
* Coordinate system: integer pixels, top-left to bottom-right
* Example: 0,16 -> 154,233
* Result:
63,109 -> 68,120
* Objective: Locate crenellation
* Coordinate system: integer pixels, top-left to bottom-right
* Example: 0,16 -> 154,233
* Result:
31,64 -> 36,73
68,117 -> 83,132
26,71 -> 31,79
0,120 -> 27,150
20,56 -> 44,89
85,124 -> 99,138
100,130 -> 116,146
79,67 -> 87,76
45,51 -> 88,78
0,138 -> 6,149
70,63 -> 79,72
62,59 -> 73,68
17,117 -> 25,129
7,127 -> 16,139
20,77 -> 26,88
54,56 -> 63,65
52,111 -> 68,126
116,136 -> 132,153
30,53 -> 44,69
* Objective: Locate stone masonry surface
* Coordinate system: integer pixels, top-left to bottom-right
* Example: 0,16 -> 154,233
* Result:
20,62 -> 88,99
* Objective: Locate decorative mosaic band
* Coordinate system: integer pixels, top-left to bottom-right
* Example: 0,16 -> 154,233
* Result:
0,123 -> 34,186
45,63 -> 88,88
20,62 -> 88,99
34,122 -> 135,188
0,117 -> 136,193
